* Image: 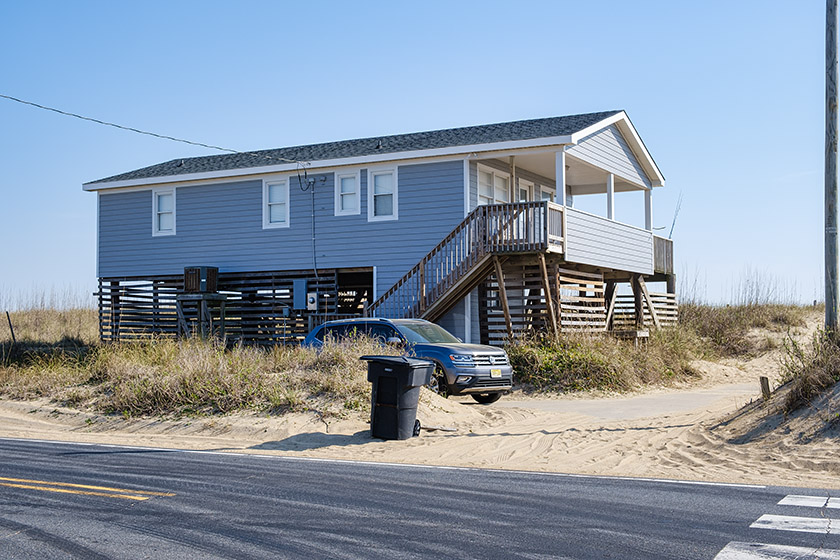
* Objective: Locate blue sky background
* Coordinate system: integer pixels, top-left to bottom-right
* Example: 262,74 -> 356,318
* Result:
0,1 -> 826,308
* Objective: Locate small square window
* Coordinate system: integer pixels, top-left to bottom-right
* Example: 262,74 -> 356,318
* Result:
152,188 -> 175,236
263,179 -> 289,229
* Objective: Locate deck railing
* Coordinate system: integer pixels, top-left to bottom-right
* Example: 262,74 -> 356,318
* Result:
368,201 -> 565,319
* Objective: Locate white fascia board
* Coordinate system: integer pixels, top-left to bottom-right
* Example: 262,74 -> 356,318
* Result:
569,111 -> 666,188
82,135 -> 574,192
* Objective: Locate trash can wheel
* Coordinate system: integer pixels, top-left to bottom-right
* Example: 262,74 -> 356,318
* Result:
413,419 -> 421,437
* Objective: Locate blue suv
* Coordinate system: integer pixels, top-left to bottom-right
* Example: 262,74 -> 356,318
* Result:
304,318 -> 513,404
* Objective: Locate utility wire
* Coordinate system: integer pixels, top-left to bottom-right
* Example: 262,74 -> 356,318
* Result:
0,93 -> 301,164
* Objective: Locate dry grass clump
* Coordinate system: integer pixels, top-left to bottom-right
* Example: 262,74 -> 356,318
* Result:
1,308 -> 98,346
0,335 -> 400,418
780,330 -> 840,414
679,303 -> 807,357
507,327 -> 700,393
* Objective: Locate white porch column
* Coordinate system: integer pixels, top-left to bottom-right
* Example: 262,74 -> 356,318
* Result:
555,150 -> 566,206
606,173 -> 615,220
644,188 -> 653,231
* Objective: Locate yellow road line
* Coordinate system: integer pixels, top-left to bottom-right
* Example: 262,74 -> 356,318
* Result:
0,482 -> 150,501
0,477 -> 175,497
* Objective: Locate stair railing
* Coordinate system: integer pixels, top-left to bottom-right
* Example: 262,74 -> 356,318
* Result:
368,201 -> 563,319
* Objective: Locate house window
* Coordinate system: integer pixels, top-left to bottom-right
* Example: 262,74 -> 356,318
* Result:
368,168 -> 398,221
478,166 -> 510,205
152,187 -> 175,236
263,179 -> 289,229
335,171 -> 360,216
517,179 -> 534,202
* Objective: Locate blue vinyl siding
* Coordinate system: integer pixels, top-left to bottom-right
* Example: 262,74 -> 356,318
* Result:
98,160 -> 466,296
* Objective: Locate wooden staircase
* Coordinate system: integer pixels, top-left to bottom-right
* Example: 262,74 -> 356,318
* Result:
367,201 -> 565,322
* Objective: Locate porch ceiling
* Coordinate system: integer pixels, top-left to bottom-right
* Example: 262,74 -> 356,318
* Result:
512,152 -> 645,194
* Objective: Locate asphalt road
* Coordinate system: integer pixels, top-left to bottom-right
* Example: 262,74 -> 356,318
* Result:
0,437 -> 837,559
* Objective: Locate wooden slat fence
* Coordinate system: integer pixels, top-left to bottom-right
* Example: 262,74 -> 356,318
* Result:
479,261 -> 608,345
612,292 -> 679,330
555,267 -> 607,333
97,270 -> 345,344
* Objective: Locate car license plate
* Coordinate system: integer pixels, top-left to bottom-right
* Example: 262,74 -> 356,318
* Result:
491,369 -> 502,378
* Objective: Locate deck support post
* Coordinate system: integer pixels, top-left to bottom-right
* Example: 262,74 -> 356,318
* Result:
538,253 -> 559,336
631,274 -> 644,329
606,173 -> 615,221
493,256 -> 514,339
638,276 -> 661,329
555,150 -> 567,206
666,274 -> 676,295
604,281 -> 618,331
109,281 -> 121,341
644,189 -> 653,231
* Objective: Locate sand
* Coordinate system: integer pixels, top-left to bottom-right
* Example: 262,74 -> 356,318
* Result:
1,312 -> 837,489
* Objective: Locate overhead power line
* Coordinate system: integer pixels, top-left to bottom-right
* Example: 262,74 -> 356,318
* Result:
0,93 -> 301,165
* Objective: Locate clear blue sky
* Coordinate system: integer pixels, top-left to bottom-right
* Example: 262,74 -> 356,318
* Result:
0,0 -> 826,308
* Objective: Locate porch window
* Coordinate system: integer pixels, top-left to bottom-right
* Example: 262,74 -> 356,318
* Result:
368,168 -> 398,221
335,171 -> 360,215
518,179 -> 534,202
478,166 -> 510,205
263,179 -> 290,229
152,187 -> 175,236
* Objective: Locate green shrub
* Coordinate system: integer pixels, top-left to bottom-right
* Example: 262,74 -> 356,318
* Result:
507,328 -> 698,393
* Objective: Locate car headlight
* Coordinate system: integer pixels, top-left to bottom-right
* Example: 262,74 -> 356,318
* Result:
449,354 -> 475,367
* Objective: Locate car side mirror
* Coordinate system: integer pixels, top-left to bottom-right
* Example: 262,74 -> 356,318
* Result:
386,337 -> 402,345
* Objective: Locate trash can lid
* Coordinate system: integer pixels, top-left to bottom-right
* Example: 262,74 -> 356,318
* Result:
359,355 -> 434,368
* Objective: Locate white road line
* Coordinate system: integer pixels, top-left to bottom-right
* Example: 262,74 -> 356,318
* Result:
751,514 -> 840,535
0,436 -> 766,489
779,495 -> 840,509
714,541 -> 840,559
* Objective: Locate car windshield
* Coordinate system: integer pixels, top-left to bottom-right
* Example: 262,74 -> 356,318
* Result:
395,322 -> 460,344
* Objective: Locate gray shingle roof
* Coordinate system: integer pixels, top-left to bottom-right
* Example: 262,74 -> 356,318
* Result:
87,110 -> 621,185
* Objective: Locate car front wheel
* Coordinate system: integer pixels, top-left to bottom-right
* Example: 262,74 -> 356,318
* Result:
471,393 -> 502,404
427,368 -> 449,398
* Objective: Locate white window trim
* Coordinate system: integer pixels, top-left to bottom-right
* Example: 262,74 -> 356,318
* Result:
334,169 -> 361,216
476,163 -> 511,206
262,178 -> 290,229
367,167 -> 398,222
152,187 -> 176,237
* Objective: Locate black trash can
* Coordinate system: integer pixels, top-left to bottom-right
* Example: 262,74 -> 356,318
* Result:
360,355 -> 434,440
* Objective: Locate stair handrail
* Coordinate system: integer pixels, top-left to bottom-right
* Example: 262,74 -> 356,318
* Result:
368,201 -> 559,318
368,204 -> 489,317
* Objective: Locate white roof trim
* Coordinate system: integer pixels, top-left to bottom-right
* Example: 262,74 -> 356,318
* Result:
569,111 -> 665,188
84,112 -> 666,192
83,135 -> 574,191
